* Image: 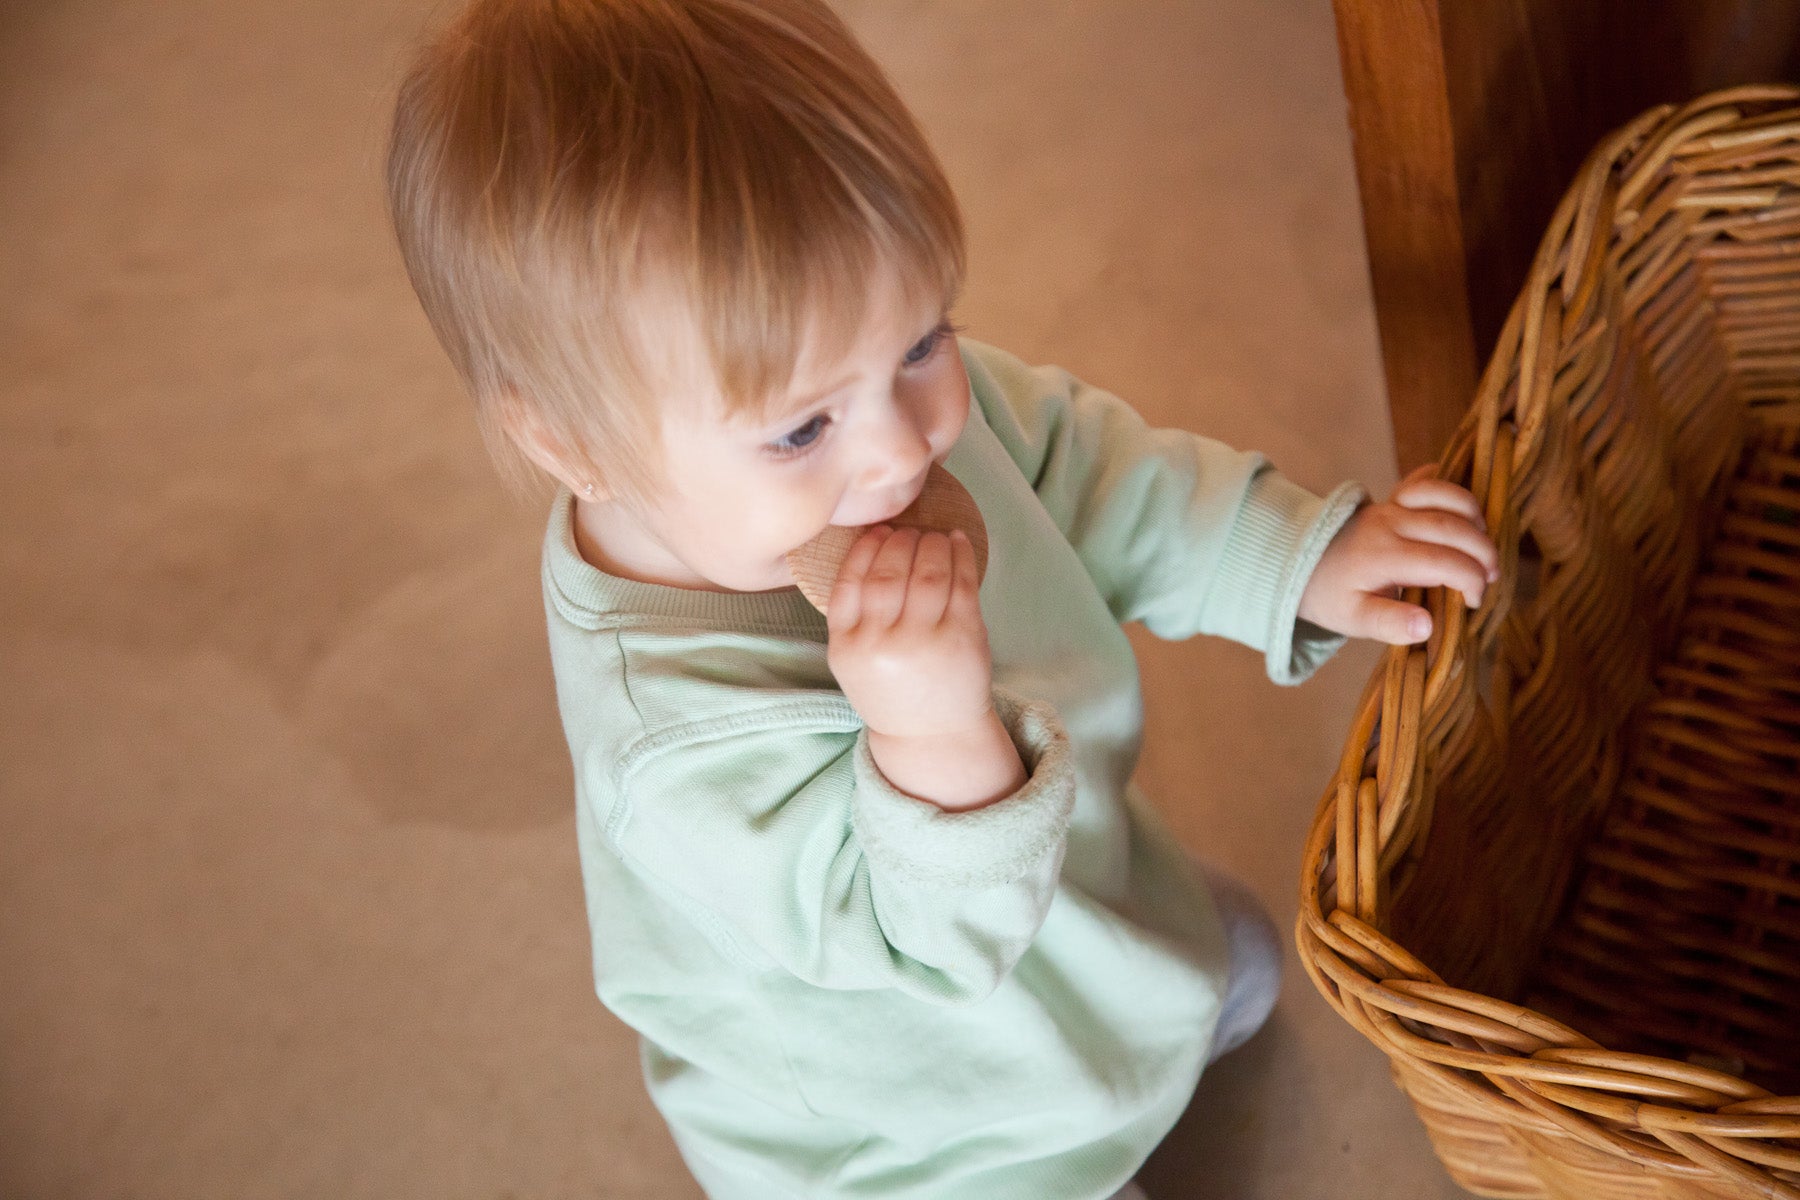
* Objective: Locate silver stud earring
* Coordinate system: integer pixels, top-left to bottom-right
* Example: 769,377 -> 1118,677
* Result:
581,481 -> 597,499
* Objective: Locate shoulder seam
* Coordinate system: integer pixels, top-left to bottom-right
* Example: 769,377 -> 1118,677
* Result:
612,697 -> 862,798
610,626 -> 646,732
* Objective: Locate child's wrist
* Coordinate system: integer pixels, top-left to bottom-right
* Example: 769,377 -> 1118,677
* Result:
866,708 -> 1026,813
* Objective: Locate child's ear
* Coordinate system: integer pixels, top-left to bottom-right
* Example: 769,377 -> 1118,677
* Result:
496,391 -> 611,502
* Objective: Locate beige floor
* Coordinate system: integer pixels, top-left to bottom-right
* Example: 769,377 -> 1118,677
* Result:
1,1 -> 1477,1196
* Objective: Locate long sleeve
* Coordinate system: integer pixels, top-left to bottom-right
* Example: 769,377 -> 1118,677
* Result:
591,685 -> 1076,1007
962,339 -> 1368,685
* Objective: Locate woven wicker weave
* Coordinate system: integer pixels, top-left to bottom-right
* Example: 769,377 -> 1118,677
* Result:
1297,85 -> 1800,1200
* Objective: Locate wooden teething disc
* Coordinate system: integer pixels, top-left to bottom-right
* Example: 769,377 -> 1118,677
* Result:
786,462 -> 988,613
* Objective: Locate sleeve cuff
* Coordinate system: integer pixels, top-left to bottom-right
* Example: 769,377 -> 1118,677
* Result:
850,687 -> 1076,892
1264,478 -> 1368,685
1208,471 -> 1368,686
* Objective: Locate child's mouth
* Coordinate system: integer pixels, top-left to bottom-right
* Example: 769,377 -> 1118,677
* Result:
785,465 -> 988,613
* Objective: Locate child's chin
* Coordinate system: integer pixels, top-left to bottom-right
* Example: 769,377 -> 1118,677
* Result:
722,558 -> 798,595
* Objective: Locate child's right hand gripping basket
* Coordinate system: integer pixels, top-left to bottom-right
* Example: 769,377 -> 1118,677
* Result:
1298,85 -> 1800,1200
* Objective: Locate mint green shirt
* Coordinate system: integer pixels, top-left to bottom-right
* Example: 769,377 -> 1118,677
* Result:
540,339 -> 1367,1199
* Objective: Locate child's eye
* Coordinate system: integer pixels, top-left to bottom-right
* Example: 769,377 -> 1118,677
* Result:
903,323 -> 950,367
769,414 -> 831,459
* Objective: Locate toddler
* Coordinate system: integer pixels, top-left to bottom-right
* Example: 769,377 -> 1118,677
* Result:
384,2 -> 1500,1197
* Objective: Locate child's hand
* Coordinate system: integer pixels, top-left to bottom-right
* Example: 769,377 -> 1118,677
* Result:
826,525 -> 995,739
1297,464 -> 1501,645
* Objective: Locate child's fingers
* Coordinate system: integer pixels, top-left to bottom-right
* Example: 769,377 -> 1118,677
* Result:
1392,477 -> 1488,531
1377,540 -> 1493,609
902,531 -> 955,625
1351,592 -> 1436,645
859,526 -> 920,628
944,528 -> 981,623
826,525 -> 894,634
1390,509 -> 1500,582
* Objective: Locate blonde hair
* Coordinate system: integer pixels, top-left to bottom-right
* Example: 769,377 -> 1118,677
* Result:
384,0 -> 966,509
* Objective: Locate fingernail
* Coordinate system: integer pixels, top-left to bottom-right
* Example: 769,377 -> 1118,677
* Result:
1410,614 -> 1431,638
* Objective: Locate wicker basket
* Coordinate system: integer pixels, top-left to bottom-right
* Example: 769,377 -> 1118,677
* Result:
1297,85 -> 1800,1200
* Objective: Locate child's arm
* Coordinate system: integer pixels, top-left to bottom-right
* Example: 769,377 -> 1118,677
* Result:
964,339 -> 1367,684
604,683 -> 1073,1006
596,522 -> 1073,1004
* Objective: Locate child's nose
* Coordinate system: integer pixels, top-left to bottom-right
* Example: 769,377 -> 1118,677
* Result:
856,402 -> 935,490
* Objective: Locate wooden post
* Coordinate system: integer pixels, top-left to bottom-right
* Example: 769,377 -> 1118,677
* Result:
1331,0 -> 1800,472
1330,0 -> 1479,475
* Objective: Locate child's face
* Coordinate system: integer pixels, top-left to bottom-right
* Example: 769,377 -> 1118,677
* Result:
581,269 -> 970,595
